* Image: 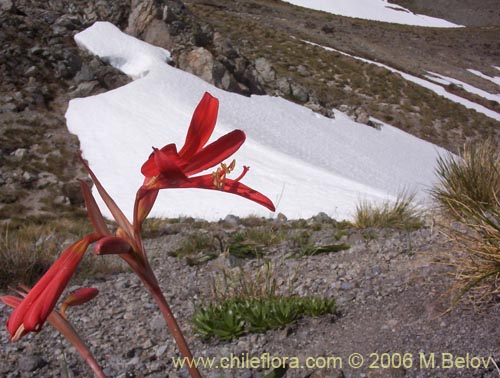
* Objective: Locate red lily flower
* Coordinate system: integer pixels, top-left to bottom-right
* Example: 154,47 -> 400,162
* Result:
2,287 -> 105,378
135,92 -> 275,225
5,233 -> 99,341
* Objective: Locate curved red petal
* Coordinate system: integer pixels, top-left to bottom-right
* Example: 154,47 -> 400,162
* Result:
153,144 -> 186,179
141,151 -> 159,177
62,288 -> 99,310
6,234 -> 96,339
94,236 -> 133,255
223,179 -> 276,211
183,130 -> 246,175
164,174 -> 276,212
179,92 -> 219,159
134,188 -> 159,227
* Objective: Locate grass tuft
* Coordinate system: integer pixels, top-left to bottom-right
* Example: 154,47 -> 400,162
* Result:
431,139 -> 500,305
353,192 -> 423,230
431,139 -> 500,221
0,218 -> 126,288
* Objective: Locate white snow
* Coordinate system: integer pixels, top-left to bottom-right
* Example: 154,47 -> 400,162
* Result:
67,22 -> 448,221
305,40 -> 500,121
283,0 -> 461,27
467,69 -> 500,87
425,72 -> 500,103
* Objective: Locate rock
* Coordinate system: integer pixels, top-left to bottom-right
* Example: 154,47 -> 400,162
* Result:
62,181 -> 85,206
297,64 -> 310,77
18,355 -> 47,372
143,19 -> 175,51
321,24 -> 335,34
213,32 -> 238,59
365,368 -> 405,378
307,370 -> 345,378
224,214 -> 240,226
192,24 -> 213,47
74,64 -> 96,82
126,0 -> 157,37
178,47 -> 216,84
311,212 -> 333,224
276,77 -> 292,96
354,107 -> 370,124
255,57 -> 276,83
0,0 -> 13,12
178,47 -> 237,91
12,148 -> 27,160
53,195 -> 70,205
291,83 -> 309,102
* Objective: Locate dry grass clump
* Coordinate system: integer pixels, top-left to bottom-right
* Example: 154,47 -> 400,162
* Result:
432,139 -> 500,219
431,139 -> 500,305
0,218 -> 126,288
353,192 -> 423,230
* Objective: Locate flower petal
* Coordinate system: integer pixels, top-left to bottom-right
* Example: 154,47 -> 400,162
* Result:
60,288 -> 99,317
134,188 -> 159,228
80,156 -> 134,242
6,234 -> 98,340
79,179 -> 110,237
183,130 -> 246,175
153,174 -> 276,211
223,179 -> 276,211
178,92 -> 219,159
94,236 -> 133,255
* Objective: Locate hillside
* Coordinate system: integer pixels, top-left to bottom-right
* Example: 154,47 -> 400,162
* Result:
388,0 -> 500,27
1,2 -> 500,377
1,0 -> 499,221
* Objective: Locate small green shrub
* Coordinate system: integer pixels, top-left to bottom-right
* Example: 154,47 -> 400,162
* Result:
193,260 -> 336,340
353,192 -> 423,230
192,296 -> 336,340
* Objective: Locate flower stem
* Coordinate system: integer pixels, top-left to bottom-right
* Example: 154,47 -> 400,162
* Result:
140,272 -> 202,378
48,312 -> 105,378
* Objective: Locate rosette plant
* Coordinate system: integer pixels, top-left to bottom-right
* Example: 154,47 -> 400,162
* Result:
1,92 -> 275,378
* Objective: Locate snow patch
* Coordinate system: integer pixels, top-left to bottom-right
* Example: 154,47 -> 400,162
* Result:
66,22 -> 448,221
283,0 -> 461,27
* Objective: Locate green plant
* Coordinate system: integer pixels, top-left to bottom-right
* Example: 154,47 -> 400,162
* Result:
353,192 -> 423,230
193,260 -> 335,340
170,231 -> 217,258
191,301 -> 245,341
298,243 -> 351,257
192,296 -> 336,340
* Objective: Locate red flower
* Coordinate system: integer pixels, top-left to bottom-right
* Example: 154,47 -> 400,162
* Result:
135,92 -> 275,224
4,233 -> 99,341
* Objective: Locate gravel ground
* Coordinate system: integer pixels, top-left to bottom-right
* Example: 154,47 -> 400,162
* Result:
1,218 -> 499,378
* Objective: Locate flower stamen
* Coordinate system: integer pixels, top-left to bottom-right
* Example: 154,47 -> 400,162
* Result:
212,160 -> 237,190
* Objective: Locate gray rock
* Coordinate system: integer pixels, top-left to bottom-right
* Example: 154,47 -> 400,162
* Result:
276,77 -> 292,96
70,80 -> 101,98
18,355 -> 47,372
365,368 -> 405,378
255,57 -> 276,83
291,83 -> 309,102
307,370 -> 345,378
126,0 -> 156,37
143,19 -> 175,51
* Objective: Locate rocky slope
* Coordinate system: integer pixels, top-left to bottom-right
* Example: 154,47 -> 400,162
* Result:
388,0 -> 500,27
1,0 -> 500,221
1,216 -> 499,378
